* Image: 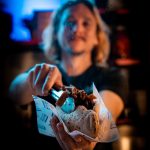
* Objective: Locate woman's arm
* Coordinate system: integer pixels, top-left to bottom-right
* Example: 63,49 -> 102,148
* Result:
9,63 -> 63,105
9,72 -> 33,105
51,115 -> 97,150
100,90 -> 124,121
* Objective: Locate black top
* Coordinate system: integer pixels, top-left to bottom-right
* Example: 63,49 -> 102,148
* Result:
14,64 -> 127,150
53,64 -> 126,150
58,64 -> 126,103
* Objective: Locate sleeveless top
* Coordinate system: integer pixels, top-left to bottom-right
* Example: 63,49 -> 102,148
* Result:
26,64 -> 127,150
58,64 -> 126,102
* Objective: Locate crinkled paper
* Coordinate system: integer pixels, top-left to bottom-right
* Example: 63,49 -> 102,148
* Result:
33,84 -> 119,142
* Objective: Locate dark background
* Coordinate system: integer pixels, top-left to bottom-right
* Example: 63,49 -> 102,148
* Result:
0,0 -> 149,149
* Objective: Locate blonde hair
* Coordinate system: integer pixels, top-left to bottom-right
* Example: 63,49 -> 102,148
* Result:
42,0 -> 110,65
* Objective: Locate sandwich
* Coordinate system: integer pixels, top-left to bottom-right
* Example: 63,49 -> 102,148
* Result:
55,86 -> 100,138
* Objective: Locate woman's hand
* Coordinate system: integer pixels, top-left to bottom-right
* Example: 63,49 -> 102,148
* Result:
51,116 -> 97,150
27,63 -> 63,96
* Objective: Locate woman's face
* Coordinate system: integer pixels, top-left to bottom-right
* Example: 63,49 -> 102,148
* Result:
57,3 -> 98,56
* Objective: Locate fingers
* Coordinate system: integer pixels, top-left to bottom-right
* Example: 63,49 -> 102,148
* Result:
27,63 -> 63,96
51,116 -> 66,150
33,64 -> 41,86
34,64 -> 50,95
27,69 -> 34,90
57,124 -> 94,150
56,122 -> 75,150
34,64 -> 47,87
42,66 -> 63,95
70,131 -> 82,142
51,116 -> 95,150
51,116 -> 76,150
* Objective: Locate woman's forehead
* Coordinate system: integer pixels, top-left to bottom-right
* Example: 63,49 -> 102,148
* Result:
61,3 -> 95,19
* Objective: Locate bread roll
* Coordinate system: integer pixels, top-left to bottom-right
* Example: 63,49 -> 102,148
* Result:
56,105 -> 99,138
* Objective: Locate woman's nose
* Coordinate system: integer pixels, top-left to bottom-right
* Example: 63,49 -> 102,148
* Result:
72,23 -> 84,33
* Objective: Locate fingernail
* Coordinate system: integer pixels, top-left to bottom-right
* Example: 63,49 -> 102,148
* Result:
57,122 -> 63,129
42,91 -> 47,96
75,137 -> 82,142
42,90 -> 45,96
51,115 -> 57,123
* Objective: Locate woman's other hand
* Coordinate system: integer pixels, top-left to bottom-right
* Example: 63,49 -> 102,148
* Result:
51,115 -> 97,150
28,63 -> 63,96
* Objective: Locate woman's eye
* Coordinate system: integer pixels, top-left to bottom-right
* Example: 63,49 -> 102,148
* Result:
64,21 -> 75,28
83,21 -> 91,28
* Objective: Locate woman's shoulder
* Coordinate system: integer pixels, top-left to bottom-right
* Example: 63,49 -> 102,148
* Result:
93,64 -> 122,75
94,64 -> 128,102
93,64 -> 126,87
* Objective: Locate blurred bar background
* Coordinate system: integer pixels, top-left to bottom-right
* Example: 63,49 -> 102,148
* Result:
0,0 -> 149,149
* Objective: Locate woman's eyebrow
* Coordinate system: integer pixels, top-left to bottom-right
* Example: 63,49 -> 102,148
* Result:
63,14 -> 74,22
83,17 -> 93,23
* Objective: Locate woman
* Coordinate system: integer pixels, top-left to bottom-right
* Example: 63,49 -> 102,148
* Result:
9,0 -> 126,149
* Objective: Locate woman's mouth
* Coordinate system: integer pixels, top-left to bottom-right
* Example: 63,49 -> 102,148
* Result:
69,35 -> 85,42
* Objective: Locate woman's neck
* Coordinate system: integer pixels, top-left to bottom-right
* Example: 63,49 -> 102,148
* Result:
61,54 -> 92,76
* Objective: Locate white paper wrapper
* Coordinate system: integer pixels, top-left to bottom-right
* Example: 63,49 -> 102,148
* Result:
33,84 -> 119,142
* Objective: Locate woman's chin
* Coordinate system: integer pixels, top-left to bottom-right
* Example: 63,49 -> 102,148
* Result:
68,49 -> 85,56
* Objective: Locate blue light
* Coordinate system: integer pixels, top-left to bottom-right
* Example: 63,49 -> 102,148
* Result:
1,0 -> 61,41
61,97 -> 75,113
